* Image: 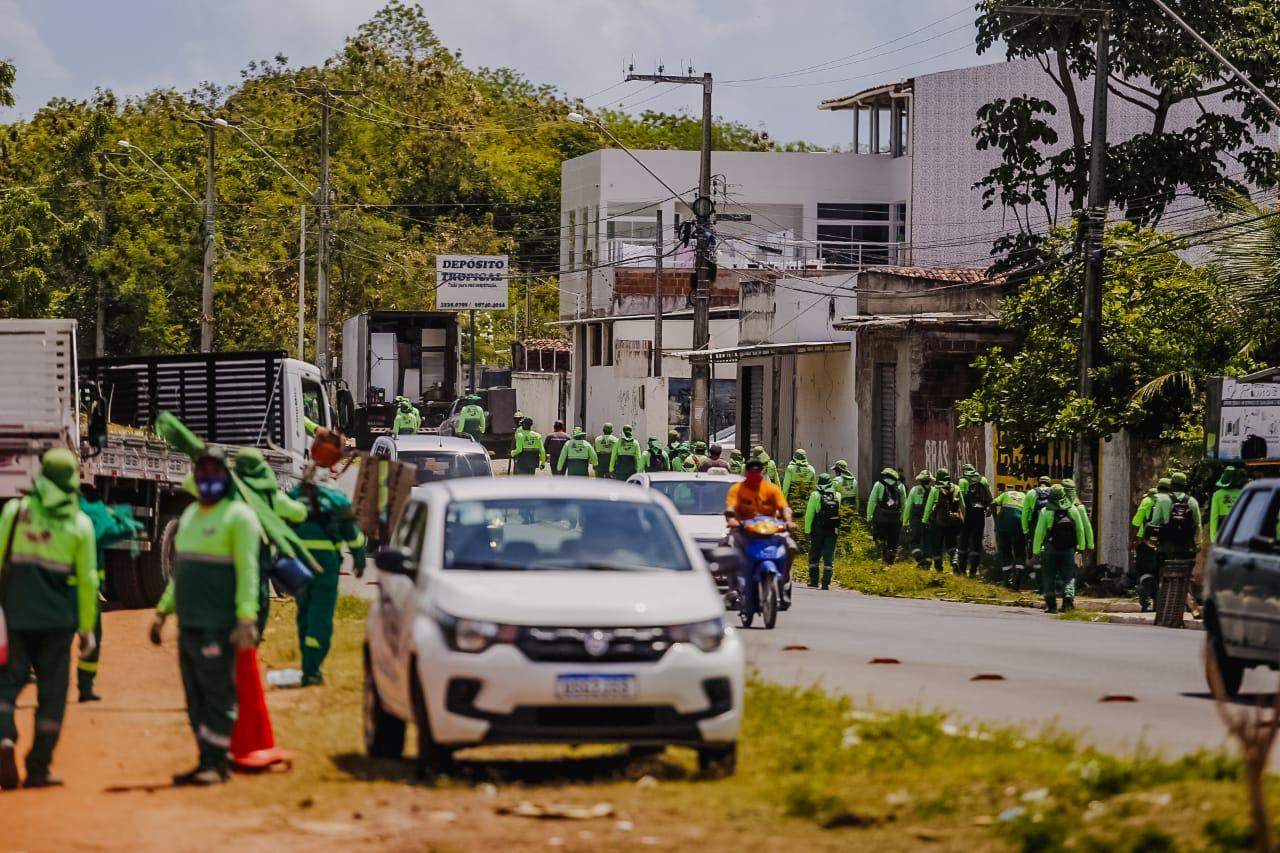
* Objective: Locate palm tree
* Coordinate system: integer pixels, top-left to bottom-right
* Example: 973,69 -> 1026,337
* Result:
1210,192 -> 1280,337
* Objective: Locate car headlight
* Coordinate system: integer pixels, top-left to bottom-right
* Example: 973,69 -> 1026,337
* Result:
434,607 -> 517,653
668,618 -> 725,653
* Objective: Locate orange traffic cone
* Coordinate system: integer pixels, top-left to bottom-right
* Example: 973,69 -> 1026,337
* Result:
230,647 -> 290,771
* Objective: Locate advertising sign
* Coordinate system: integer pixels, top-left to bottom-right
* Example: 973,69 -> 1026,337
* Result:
435,255 -> 509,310
991,428 -> 1075,491
1210,377 -> 1280,462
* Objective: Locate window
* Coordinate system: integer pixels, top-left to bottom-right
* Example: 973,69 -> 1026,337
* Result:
589,324 -> 603,366
443,498 -> 692,572
398,450 -> 492,484
301,378 -> 325,428
1228,490 -> 1269,549
392,501 -> 428,562
818,203 -> 891,221
603,323 -> 614,367
650,480 -> 735,516
818,203 -> 894,268
567,209 -> 576,269
874,362 -> 897,473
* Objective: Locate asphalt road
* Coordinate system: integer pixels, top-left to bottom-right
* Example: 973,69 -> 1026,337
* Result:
744,586 -> 1267,758
340,569 -> 1263,759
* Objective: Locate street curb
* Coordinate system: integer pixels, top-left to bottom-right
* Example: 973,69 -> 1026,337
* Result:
1090,612 -> 1204,630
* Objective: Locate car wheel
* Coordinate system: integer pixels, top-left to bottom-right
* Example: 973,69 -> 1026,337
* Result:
1205,633 -> 1245,699
697,743 -> 737,778
363,651 -> 405,759
409,665 -> 454,780
761,576 -> 779,629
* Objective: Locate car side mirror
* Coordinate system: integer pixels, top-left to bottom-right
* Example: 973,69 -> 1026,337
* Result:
336,388 -> 355,434
1249,535 -> 1276,555
709,545 -> 739,574
375,545 -> 418,579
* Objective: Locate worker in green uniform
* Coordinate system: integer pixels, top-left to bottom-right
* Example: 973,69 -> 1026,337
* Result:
685,440 -> 708,471
512,417 -> 546,475
392,397 -> 421,435
1137,478 -> 1173,611
830,461 -> 858,516
804,474 -> 842,590
609,425 -> 645,481
956,464 -> 992,577
1210,466 -> 1246,543
593,424 -> 619,477
750,446 -> 779,484
782,449 -> 817,551
76,484 -> 143,703
288,477 -> 366,686
727,448 -> 745,475
866,468 -> 907,565
1021,475 -> 1054,586
903,470 -> 933,568
456,395 -> 486,440
1145,471 -> 1202,608
922,468 -> 964,573
644,437 -> 670,472
1032,484 -> 1087,613
0,449 -> 98,790
150,449 -> 262,786
991,484 -> 1027,587
558,428 -> 598,477
233,448 -> 308,639
1061,478 -> 1095,551
1132,484 -> 1159,611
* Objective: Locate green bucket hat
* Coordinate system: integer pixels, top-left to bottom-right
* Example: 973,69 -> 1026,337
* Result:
1038,475 -> 1051,486
1157,477 -> 1172,490
1049,483 -> 1071,509
793,449 -> 807,463
233,447 -> 278,494
934,468 -> 951,483
880,467 -> 898,480
916,469 -> 933,484
962,463 -> 978,478
573,427 -> 587,438
40,448 -> 80,493
832,459 -> 850,473
1171,472 -> 1188,489
1216,466 -> 1246,489
817,473 -> 833,487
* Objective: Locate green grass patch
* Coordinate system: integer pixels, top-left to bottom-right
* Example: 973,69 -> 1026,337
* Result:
821,521 -> 1038,606
1058,609 -> 1112,623
244,595 -> 1274,851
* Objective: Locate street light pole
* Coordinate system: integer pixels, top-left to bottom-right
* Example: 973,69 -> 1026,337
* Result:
200,122 -> 216,352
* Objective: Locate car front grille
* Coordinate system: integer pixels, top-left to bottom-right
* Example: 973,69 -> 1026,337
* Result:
516,626 -> 670,663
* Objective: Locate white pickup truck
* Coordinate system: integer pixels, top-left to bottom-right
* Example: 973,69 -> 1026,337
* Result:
0,319 -> 340,608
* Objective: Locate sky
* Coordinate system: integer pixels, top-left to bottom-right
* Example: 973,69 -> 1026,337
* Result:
0,0 -> 999,148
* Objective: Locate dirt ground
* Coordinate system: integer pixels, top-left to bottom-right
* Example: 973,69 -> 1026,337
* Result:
2,609 -> 946,853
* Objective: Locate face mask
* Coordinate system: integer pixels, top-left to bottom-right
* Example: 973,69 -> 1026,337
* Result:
744,470 -> 764,486
195,475 -> 229,503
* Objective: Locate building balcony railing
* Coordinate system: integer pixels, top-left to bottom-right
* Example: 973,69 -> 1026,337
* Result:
593,237 -> 907,271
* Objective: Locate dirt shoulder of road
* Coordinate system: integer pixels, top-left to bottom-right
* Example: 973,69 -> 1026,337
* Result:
0,601 -> 1263,852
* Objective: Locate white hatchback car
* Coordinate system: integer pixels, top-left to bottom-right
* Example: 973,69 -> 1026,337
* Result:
363,477 -> 744,777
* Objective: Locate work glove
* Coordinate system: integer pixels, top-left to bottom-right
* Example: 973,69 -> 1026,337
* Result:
352,553 -> 367,580
148,612 -> 167,647
77,630 -> 97,658
230,618 -> 259,651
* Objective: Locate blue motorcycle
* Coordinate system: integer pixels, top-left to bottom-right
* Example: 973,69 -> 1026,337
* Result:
737,516 -> 787,629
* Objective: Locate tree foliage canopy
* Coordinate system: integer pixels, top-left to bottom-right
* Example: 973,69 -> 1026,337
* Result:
0,2 -> 807,363
958,223 -> 1246,446
973,0 -> 1280,267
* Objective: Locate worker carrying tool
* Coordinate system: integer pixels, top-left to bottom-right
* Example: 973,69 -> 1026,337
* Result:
150,448 -> 263,786
0,449 -> 99,791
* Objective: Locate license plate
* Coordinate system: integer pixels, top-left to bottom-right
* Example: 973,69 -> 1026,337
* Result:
555,674 -> 636,700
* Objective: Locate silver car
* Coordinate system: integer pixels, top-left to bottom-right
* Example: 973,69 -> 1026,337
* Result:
387,434 -> 493,484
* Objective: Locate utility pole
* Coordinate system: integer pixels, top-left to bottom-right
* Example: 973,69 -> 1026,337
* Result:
626,70 -> 713,442
200,121 -> 216,352
95,167 -> 109,357
653,207 -> 663,377
295,85 -> 359,377
469,309 -> 478,393
1000,5 -> 1109,540
297,204 -> 306,360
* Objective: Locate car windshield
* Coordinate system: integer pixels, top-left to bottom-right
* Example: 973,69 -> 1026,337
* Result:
398,450 -> 490,484
444,498 -> 692,572
650,479 -> 734,516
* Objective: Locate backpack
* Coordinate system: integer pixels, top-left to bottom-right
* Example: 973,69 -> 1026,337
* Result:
933,485 -> 965,528
1163,495 -> 1196,550
1049,508 -> 1077,550
649,449 -> 669,471
874,480 -> 901,522
817,489 -> 841,527
1029,485 -> 1052,526
965,479 -> 991,512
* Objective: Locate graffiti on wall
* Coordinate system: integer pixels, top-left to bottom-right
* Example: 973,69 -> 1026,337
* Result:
923,437 -> 980,475
991,428 -> 1075,490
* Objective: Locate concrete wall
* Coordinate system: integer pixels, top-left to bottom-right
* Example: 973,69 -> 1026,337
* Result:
793,350 -> 857,472
511,372 -> 561,433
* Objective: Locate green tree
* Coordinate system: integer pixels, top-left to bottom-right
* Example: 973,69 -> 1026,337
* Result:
0,60 -> 14,107
958,223 -> 1241,445
973,0 -> 1280,267
1207,193 -> 1280,365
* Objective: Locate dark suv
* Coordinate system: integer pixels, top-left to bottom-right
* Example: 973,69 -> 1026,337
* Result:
1204,479 -> 1280,696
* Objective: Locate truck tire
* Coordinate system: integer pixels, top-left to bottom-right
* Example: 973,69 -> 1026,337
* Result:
139,517 -> 179,605
106,551 -> 148,610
